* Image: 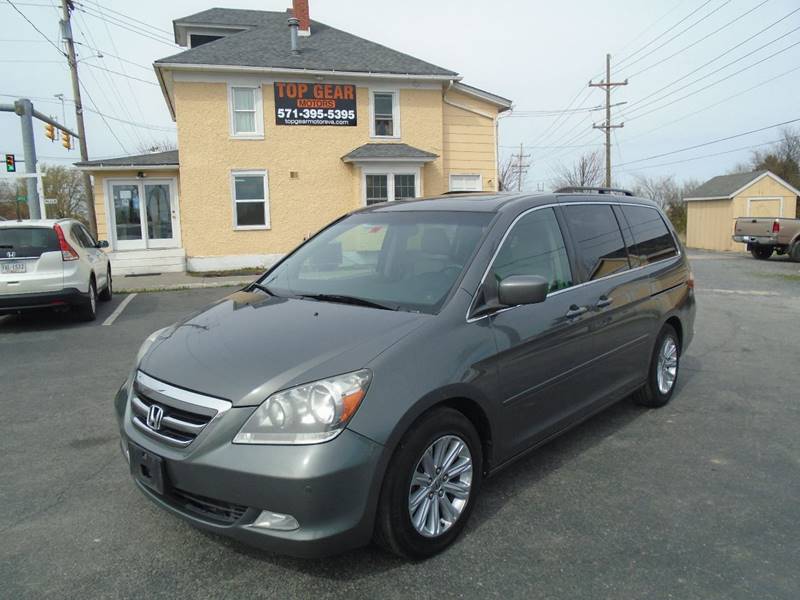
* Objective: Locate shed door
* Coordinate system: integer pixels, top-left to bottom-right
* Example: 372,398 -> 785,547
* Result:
748,198 -> 782,218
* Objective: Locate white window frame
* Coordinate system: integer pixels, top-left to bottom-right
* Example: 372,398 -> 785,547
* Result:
449,173 -> 483,192
369,89 -> 400,139
746,196 -> 784,217
231,170 -> 270,230
228,84 -> 264,139
361,164 -> 422,206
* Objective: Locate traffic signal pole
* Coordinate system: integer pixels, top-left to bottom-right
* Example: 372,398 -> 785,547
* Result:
61,0 -> 97,237
16,98 -> 40,218
1,101 -> 81,219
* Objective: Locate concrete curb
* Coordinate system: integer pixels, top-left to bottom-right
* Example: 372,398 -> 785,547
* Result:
115,279 -> 253,293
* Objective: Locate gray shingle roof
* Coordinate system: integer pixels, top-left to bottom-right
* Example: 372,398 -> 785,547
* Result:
686,170 -> 768,199
342,143 -> 438,162
159,9 -> 458,77
75,150 -> 179,168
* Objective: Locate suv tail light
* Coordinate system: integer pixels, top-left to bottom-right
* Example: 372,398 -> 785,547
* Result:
54,224 -> 79,261
772,219 -> 781,234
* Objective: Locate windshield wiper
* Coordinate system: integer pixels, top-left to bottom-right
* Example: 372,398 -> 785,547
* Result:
296,293 -> 398,311
247,282 -> 278,296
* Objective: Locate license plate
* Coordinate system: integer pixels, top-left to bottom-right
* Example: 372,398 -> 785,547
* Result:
129,442 -> 165,495
1,262 -> 26,274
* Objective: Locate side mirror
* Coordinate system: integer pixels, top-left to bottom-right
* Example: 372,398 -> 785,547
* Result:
96,240 -> 110,249
498,275 -> 549,306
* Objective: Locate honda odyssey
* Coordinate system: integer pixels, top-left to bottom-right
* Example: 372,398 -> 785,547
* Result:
115,188 -> 695,558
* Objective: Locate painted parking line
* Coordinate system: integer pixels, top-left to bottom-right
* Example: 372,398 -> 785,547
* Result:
102,293 -> 138,326
700,288 -> 780,297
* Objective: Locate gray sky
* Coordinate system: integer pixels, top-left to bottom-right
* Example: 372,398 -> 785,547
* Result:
2,0 -> 799,190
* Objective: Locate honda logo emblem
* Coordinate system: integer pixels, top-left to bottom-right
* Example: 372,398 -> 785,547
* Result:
146,404 -> 164,431
5,250 -> 14,258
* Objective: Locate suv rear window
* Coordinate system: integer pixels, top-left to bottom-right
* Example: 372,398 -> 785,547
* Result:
0,227 -> 60,259
620,205 -> 678,266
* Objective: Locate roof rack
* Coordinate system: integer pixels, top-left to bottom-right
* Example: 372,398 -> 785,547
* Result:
555,186 -> 633,196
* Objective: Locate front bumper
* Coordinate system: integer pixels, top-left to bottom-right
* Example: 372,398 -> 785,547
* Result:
0,287 -> 86,314
114,383 -> 386,558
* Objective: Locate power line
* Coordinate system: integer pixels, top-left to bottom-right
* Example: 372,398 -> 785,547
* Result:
624,36 -> 800,123
75,0 -> 173,37
622,16 -> 800,119
617,118 -> 800,167
618,138 -> 782,173
4,0 -> 65,56
613,0 -> 715,71
623,0 -> 773,79
79,81 -> 129,154
82,61 -> 159,86
74,4 -> 177,47
72,40 -> 153,72
615,0 -> 735,74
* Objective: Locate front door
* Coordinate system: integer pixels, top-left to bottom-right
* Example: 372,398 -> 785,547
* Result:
109,180 -> 179,250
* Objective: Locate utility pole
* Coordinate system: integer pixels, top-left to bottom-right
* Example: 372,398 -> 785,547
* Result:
60,0 -> 97,237
590,54 -> 627,187
511,142 -> 531,191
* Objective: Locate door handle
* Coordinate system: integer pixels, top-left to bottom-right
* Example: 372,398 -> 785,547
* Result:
565,305 -> 588,318
596,296 -> 613,308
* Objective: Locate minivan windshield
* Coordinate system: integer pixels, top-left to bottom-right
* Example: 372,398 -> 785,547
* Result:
261,211 -> 493,313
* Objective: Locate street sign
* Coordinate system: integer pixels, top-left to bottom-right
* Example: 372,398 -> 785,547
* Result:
4,154 -> 15,172
16,195 -> 26,203
44,198 -> 57,205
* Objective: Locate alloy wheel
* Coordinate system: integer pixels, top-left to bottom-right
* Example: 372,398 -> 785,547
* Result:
656,336 -> 678,395
408,435 -> 473,538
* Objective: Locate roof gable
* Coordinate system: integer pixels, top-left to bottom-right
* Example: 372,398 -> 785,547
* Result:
685,170 -> 800,200
159,9 -> 458,78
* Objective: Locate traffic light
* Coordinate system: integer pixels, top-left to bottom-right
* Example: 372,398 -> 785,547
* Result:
44,122 -> 55,142
5,154 -> 15,173
61,130 -> 72,150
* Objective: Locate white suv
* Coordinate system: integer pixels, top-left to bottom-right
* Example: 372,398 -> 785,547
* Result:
0,219 -> 112,321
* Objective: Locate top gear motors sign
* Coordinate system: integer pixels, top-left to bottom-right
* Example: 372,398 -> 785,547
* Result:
274,82 -> 357,126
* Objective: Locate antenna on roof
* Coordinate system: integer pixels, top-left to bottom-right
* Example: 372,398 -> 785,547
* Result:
287,17 -> 300,55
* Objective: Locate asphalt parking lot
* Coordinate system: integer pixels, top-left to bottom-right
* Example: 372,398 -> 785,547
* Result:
1,251 -> 798,599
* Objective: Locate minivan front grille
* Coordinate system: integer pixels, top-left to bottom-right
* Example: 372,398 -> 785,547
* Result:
130,371 -> 232,448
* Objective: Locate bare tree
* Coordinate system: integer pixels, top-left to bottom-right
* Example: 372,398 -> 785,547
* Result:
497,155 -> 522,191
728,127 -> 800,188
551,151 -> 603,190
135,138 -> 177,154
41,164 -> 88,222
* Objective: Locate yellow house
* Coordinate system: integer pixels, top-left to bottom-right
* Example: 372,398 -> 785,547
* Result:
76,2 -> 511,273
685,170 -> 800,252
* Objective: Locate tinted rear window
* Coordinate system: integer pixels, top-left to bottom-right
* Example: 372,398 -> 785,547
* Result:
620,205 -> 678,266
0,227 -> 59,259
562,204 -> 630,281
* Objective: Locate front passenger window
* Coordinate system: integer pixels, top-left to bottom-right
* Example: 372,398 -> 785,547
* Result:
492,208 -> 573,293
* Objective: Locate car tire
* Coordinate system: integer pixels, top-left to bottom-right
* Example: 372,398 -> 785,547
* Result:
750,246 -> 773,260
78,279 -> 97,322
789,242 -> 800,263
374,407 -> 482,559
99,266 -> 113,301
633,324 -> 680,408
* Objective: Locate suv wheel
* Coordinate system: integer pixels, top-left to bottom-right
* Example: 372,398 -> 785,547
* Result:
374,407 -> 482,559
633,324 -> 680,408
750,246 -> 773,260
99,266 -> 113,301
78,279 -> 97,322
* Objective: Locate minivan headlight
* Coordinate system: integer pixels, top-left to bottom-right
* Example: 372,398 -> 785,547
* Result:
233,369 -> 372,445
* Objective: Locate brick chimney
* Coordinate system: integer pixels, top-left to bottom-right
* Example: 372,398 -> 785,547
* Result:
292,0 -> 311,36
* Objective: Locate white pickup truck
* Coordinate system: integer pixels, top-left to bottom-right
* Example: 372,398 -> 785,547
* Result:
732,217 -> 800,261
